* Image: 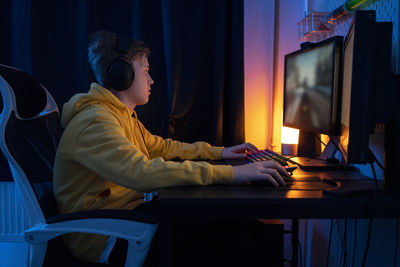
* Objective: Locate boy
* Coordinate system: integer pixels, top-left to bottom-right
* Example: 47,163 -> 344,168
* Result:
53,30 -> 287,264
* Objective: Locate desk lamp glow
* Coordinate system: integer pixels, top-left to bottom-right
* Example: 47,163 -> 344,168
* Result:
281,126 -> 299,156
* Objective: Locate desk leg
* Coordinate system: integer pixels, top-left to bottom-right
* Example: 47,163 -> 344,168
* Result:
159,209 -> 173,267
291,219 -> 298,267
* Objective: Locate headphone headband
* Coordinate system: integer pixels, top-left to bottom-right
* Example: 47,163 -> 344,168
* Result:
117,37 -> 132,55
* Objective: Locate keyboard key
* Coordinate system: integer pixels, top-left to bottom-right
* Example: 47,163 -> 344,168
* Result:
266,149 -> 290,162
255,152 -> 269,160
259,150 -> 273,160
247,154 -> 261,162
262,150 -> 287,166
245,149 -> 293,169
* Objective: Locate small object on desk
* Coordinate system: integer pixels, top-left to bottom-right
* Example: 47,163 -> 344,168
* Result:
283,166 -> 297,173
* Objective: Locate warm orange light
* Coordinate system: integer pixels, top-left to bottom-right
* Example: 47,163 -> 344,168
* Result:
281,126 -> 299,144
244,4 -> 276,150
320,134 -> 329,151
244,75 -> 270,148
244,55 -> 273,149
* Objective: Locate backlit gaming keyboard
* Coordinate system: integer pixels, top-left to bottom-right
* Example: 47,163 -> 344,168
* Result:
246,149 -> 297,173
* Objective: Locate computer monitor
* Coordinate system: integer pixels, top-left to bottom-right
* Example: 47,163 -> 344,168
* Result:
338,10 -> 377,164
283,36 -> 343,136
282,10 -> 399,172
338,10 -> 399,166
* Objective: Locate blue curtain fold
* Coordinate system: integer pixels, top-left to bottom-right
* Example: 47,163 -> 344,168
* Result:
0,0 -> 243,150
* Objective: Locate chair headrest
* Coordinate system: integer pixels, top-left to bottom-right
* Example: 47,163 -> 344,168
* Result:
0,65 -> 47,119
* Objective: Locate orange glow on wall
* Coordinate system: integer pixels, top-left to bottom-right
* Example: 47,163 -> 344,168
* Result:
271,2 -> 304,153
244,1 -> 275,149
244,72 -> 271,149
272,65 -> 284,152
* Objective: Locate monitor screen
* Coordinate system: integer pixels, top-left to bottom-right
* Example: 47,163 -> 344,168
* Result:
283,36 -> 343,136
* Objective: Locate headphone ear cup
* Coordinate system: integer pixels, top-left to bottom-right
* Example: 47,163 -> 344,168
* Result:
107,58 -> 134,91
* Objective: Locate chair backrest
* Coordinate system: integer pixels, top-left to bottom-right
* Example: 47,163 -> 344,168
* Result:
0,65 -> 61,227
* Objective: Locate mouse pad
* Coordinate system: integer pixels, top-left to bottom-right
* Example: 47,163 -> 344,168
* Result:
250,175 -> 337,190
288,175 -> 334,190
290,175 -> 321,182
288,181 -> 334,190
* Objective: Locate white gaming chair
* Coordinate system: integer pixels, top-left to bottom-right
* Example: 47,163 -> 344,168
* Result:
0,64 -> 158,267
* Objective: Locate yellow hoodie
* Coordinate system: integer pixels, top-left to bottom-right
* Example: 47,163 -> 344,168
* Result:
53,83 -> 233,263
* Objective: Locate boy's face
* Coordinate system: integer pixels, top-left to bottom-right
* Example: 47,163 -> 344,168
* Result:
127,57 -> 154,106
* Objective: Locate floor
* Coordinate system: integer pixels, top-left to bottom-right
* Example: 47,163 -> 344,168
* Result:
0,242 -> 29,267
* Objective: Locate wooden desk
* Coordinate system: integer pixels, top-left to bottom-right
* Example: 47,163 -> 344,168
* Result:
157,170 -> 400,267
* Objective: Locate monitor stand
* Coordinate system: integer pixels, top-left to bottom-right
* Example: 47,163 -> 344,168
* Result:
290,134 -> 355,171
287,156 -> 354,171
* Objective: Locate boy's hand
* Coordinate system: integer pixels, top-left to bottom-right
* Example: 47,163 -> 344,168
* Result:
232,161 -> 288,186
222,143 -> 258,159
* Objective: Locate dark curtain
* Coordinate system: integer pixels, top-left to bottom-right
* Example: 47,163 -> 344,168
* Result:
164,0 -> 244,146
0,0 -> 243,149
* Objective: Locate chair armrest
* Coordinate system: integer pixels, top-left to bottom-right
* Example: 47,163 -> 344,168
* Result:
25,218 -> 159,250
46,209 -> 159,224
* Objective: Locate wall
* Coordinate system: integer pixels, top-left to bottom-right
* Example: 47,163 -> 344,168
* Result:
244,0 -> 276,148
271,0 -> 307,152
244,2 -> 307,264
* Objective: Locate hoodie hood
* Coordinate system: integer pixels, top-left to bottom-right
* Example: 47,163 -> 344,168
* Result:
61,83 -> 130,128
